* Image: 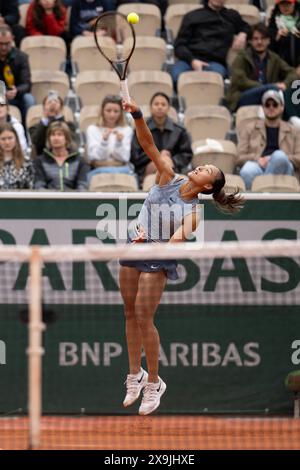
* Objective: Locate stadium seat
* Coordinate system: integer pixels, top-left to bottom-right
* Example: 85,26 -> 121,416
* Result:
70,36 -> 115,73
178,71 -> 224,107
19,3 -> 30,28
79,105 -> 101,131
89,173 -> 138,192
184,105 -> 232,141
31,71 -> 70,104
142,174 -> 157,191
9,105 -> 22,123
224,174 -> 246,192
164,4 -> 200,39
192,139 -> 237,174
168,0 -> 200,5
20,36 -> 67,71
74,71 -> 120,107
226,5 -> 261,25
124,36 -> 167,72
236,105 -> 264,136
251,174 -> 300,192
140,104 -> 178,122
117,3 -> 161,36
26,104 -> 74,130
128,71 -> 173,106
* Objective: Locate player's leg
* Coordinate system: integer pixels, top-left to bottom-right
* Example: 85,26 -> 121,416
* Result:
119,265 -> 142,374
119,265 -> 148,407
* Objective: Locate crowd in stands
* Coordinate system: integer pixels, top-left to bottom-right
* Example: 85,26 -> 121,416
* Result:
0,0 -> 300,193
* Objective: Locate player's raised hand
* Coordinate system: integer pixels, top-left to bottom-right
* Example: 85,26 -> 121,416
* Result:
122,99 -> 139,114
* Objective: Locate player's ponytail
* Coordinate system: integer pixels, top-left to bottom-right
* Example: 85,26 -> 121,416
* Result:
201,170 -> 244,214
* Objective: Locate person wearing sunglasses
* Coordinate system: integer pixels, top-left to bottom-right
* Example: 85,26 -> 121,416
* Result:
237,89 -> 300,189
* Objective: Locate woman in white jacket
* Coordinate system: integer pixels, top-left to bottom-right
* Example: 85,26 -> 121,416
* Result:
86,95 -> 134,178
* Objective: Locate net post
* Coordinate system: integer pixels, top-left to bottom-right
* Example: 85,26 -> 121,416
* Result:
28,246 -> 44,450
294,394 -> 300,419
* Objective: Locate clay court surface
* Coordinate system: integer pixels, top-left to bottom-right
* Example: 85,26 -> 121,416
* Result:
0,416 -> 299,450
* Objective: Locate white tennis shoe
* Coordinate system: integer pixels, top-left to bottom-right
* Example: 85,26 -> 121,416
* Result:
123,368 -> 148,407
139,377 -> 167,415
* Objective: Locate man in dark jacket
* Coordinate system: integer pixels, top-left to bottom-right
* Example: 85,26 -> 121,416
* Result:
131,92 -> 193,186
227,23 -> 298,111
0,25 -> 35,124
0,0 -> 25,47
172,0 -> 250,86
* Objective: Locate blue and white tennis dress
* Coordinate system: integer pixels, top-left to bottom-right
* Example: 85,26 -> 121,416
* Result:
120,175 -> 200,279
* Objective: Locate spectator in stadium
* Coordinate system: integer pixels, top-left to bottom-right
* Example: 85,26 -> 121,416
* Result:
25,0 -> 68,39
0,93 -> 28,155
86,94 -> 134,179
0,123 -> 34,190
69,0 -> 116,39
29,90 -> 77,157
227,23 -> 298,111
237,89 -> 299,189
171,0 -> 250,86
268,0 -> 300,68
130,92 -> 193,187
0,0 -> 26,47
0,25 -> 35,125
34,121 -> 89,191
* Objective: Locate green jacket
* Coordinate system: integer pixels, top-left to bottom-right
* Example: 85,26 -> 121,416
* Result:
226,47 -> 298,111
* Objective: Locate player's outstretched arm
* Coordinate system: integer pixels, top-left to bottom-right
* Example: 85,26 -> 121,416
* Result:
123,99 -> 174,179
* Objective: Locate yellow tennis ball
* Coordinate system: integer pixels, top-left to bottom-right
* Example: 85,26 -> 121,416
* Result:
127,12 -> 139,24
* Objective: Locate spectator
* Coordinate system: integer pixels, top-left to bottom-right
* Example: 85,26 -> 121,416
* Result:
86,94 -> 134,179
171,0 -> 249,86
29,90 -> 77,157
34,121 -> 89,190
269,0 -> 300,68
130,92 -> 193,186
237,90 -> 299,189
0,25 -> 35,125
69,0 -> 116,39
26,0 -> 68,39
227,23 -> 298,111
0,0 -> 26,47
0,93 -> 28,155
0,123 -> 34,190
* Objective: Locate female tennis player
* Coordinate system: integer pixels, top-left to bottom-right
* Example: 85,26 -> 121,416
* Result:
119,99 -> 244,415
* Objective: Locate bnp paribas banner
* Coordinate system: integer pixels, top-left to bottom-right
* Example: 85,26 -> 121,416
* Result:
0,195 -> 299,415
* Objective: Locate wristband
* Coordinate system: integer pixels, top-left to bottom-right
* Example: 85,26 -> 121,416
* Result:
131,110 -> 143,119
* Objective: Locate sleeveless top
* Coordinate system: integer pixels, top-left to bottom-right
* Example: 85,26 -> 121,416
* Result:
136,175 -> 200,243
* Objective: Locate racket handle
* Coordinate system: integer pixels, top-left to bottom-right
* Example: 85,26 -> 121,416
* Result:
120,79 -> 130,102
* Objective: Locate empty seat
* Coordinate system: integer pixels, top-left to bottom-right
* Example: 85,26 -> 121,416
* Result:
128,71 -> 173,106
79,105 -> 101,131
168,0 -> 200,4
142,174 -> 157,192
192,139 -> 237,174
251,174 -> 300,192
164,4 -> 200,39
236,105 -> 264,136
9,105 -> 22,123
224,174 -> 246,192
26,104 -> 74,130
31,71 -> 69,104
71,36 -> 115,73
20,36 -> 66,71
89,173 -> 138,192
74,71 -> 120,107
117,3 -> 161,36
184,105 -> 232,141
19,3 -> 30,28
227,5 -> 260,25
178,71 -> 224,107
124,36 -> 167,72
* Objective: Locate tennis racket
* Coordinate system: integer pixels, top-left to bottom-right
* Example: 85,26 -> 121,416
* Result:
93,11 -> 136,102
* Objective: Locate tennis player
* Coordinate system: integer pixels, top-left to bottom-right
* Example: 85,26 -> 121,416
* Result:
119,99 -> 244,415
